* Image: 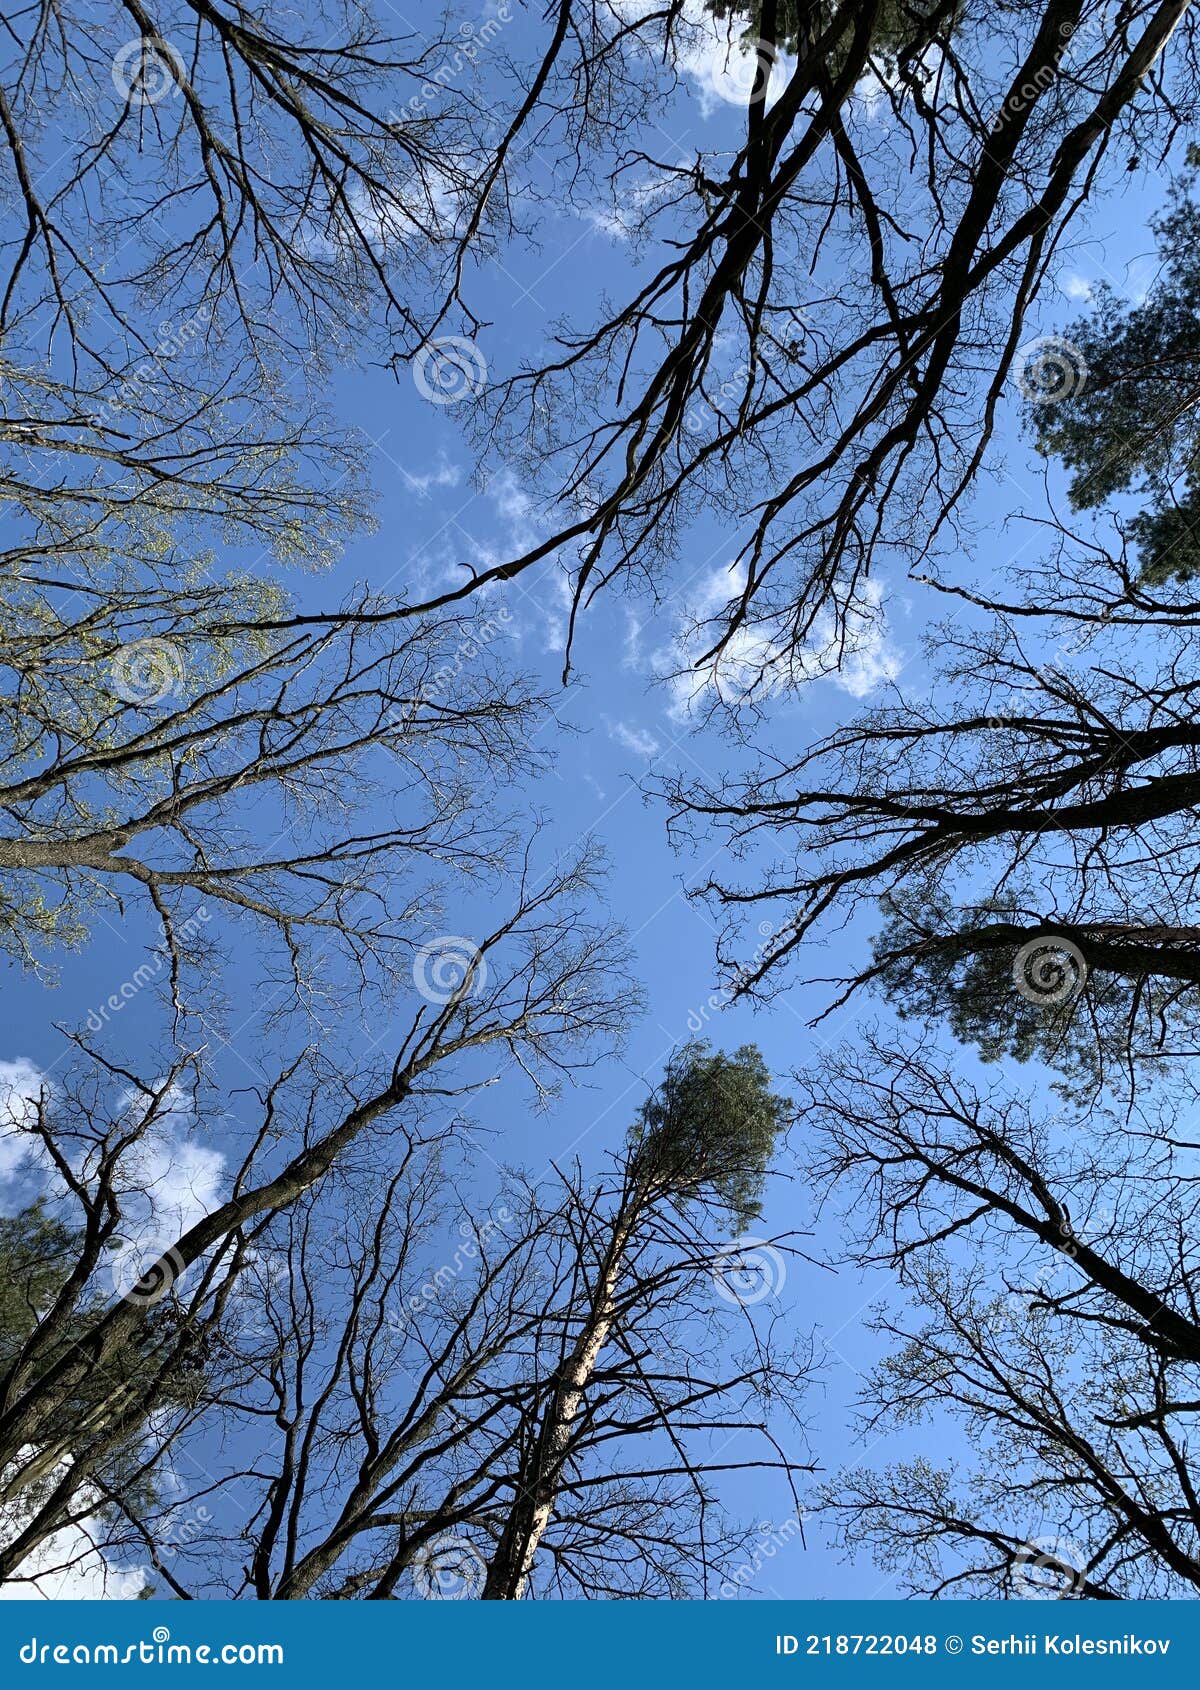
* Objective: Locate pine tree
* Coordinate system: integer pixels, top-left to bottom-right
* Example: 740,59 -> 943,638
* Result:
1032,159 -> 1200,584
482,1042 -> 790,1598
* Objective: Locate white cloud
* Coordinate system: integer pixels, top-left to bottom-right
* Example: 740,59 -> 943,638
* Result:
621,609 -> 646,672
604,717 -> 662,758
602,0 -> 935,125
298,162 -> 480,262
0,1457 -> 147,1600
579,170 -> 684,241
0,1059 -> 51,1191
652,564 -> 903,719
106,1087 -> 226,1294
0,1062 -> 227,1296
0,1072 -> 223,1598
600,0 -> 794,117
671,5 -> 792,117
1061,272 -> 1095,302
400,453 -> 462,498
0,1523 -> 146,1601
458,468 -> 577,655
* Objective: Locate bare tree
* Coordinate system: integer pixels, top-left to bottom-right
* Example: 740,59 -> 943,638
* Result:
417,0 -> 1200,677
0,0 -> 521,375
657,594 -> 1200,1096
796,1028 -> 1200,1598
100,1050 -> 811,1602
0,580 -> 546,1014
0,843 -> 635,1584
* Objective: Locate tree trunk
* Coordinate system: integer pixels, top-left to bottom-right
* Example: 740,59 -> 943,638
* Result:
481,1212 -> 635,1599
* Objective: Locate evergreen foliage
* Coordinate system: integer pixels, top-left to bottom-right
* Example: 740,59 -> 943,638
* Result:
1033,162 -> 1200,583
628,1042 -> 790,1227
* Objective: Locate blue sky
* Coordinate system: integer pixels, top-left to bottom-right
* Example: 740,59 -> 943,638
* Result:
0,2 -> 1183,1599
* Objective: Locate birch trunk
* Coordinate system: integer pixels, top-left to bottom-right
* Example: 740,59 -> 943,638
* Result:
481,1210 -> 637,1599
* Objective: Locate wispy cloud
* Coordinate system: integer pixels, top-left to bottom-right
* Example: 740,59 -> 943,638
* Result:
604,716 -> 661,758
400,452 -> 463,498
646,563 -> 903,719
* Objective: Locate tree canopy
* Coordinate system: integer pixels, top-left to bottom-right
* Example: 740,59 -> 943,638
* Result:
629,1040 -> 791,1226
